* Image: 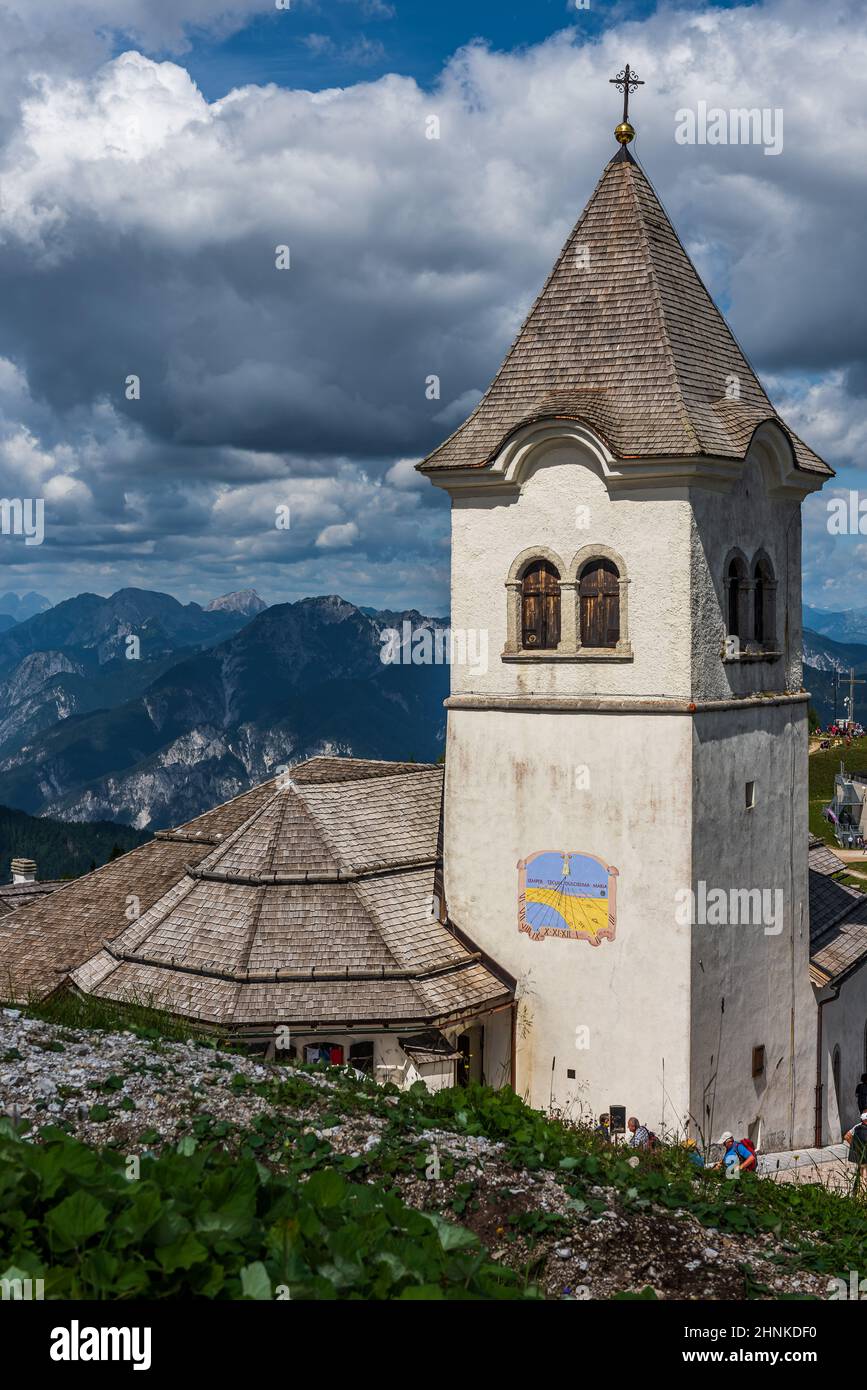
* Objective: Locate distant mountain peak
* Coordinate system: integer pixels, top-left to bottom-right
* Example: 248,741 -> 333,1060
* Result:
205,590 -> 267,617
0,591 -> 52,623
295,595 -> 358,620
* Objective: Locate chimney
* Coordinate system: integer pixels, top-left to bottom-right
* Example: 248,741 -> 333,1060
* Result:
11,858 -> 37,884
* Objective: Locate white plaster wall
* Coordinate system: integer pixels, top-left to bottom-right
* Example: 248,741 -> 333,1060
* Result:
820,982 -> 867,1143
688,704 -> 815,1150
443,707 -> 694,1129
449,444 -> 693,698
689,456 -> 803,700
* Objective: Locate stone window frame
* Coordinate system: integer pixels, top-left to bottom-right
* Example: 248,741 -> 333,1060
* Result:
503,543 -> 632,662
722,546 -> 780,663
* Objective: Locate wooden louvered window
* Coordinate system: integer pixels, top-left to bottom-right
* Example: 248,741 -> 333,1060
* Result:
579,558 -> 620,649
521,560 -> 561,650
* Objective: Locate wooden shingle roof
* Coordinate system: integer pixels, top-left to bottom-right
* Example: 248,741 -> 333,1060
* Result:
0,757 -> 510,1032
0,776 -> 279,1003
420,149 -> 831,477
809,855 -> 867,988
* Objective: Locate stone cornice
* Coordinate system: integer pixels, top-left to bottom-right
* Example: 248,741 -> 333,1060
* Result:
445,692 -> 809,715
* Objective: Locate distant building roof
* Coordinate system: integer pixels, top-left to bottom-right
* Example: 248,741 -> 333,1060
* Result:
420,151 -> 831,479
809,844 -> 867,987
0,880 -> 64,917
808,836 -> 847,878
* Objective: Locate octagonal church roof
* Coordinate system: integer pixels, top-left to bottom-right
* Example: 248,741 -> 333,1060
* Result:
0,758 -> 512,1034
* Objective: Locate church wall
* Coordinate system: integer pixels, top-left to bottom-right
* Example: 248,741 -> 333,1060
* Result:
689,457 -> 803,701
443,705 -> 694,1128
688,703 -> 815,1150
449,443 -> 693,699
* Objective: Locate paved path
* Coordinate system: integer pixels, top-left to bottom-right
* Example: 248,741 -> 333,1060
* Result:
758,1143 -> 853,1192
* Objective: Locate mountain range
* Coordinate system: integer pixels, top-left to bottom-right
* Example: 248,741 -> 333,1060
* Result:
0,588 -> 855,835
803,604 -> 867,646
0,590 -> 448,830
802,622 -> 867,726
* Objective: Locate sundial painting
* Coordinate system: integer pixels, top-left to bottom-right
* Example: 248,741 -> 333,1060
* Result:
517,851 -> 618,946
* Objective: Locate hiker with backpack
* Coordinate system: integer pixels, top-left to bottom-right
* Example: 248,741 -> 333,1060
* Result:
712,1130 -> 757,1175
843,1111 -> 867,1193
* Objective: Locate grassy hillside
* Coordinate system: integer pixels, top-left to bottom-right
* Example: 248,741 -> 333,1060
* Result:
2,999 -> 865,1301
808,735 -> 867,844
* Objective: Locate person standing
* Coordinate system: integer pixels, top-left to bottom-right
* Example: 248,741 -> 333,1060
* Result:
856,1074 -> 867,1115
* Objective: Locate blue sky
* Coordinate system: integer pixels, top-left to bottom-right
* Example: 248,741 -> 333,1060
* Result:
0,0 -> 863,615
175,1 -> 765,104
183,2 -> 654,99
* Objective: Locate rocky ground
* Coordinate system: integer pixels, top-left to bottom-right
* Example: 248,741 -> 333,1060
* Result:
0,1009 -> 840,1300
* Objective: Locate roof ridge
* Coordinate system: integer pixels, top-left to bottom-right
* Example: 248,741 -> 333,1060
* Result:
628,155 -> 777,418
198,786 -> 288,872
624,159 -> 703,456
288,779 -> 356,874
174,774 -> 278,836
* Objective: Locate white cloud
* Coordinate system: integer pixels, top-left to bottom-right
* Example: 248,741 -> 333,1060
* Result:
384,458 -> 424,490
315,521 -> 360,549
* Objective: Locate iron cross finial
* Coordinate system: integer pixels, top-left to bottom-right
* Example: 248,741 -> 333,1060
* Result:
609,63 -> 644,147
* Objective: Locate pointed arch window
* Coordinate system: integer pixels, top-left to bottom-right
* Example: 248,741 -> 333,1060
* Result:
521,559 -> 561,650
579,558 -> 620,649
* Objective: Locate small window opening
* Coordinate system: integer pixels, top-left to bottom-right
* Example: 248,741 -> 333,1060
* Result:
349,1040 -> 374,1075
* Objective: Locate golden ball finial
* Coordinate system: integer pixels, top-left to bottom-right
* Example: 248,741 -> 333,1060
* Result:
615,120 -> 635,145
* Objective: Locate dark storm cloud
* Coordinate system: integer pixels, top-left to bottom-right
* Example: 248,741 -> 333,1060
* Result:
0,0 -> 864,610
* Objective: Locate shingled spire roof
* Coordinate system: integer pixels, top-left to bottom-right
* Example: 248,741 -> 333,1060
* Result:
420,149 -> 830,477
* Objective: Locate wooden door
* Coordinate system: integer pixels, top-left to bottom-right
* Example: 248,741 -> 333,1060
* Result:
580,559 -> 620,648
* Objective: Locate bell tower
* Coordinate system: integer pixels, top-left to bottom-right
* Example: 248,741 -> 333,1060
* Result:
419,72 -> 832,1146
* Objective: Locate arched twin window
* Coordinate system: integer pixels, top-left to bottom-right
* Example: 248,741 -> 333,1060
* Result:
516,552 -> 623,653
724,551 -> 776,651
